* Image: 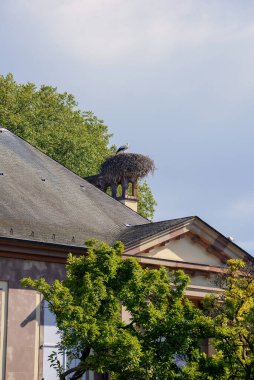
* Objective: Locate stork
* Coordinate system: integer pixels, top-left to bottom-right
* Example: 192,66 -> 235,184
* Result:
116,143 -> 129,154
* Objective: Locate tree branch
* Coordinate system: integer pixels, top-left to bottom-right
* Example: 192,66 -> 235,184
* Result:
59,347 -> 91,380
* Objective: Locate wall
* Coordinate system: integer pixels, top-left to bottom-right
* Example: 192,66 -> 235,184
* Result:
0,256 -> 66,380
0,281 -> 8,380
144,236 -> 223,267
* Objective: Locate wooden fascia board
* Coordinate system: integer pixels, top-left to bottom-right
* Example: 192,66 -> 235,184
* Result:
0,238 -> 87,263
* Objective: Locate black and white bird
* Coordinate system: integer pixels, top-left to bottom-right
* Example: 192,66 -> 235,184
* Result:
116,143 -> 129,154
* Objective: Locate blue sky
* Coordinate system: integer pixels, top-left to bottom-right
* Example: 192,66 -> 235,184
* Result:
1,0 -> 254,253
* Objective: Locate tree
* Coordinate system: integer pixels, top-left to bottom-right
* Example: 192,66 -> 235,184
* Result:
0,73 -> 156,219
137,180 -> 157,221
22,240 -> 203,380
183,259 -> 254,380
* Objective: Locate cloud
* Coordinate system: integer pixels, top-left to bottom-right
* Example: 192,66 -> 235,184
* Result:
7,0 -> 254,64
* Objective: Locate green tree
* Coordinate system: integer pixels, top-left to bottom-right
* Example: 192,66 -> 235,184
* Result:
184,259 -> 254,380
22,240 -> 203,380
0,73 -> 156,219
138,180 -> 157,220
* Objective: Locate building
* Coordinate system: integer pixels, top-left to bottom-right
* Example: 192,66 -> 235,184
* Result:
0,127 -> 252,380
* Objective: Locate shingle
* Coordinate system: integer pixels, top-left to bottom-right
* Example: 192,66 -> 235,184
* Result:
117,217 -> 194,248
0,128 -> 149,246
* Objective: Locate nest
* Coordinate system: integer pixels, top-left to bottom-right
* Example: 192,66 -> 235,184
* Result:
100,153 -> 155,183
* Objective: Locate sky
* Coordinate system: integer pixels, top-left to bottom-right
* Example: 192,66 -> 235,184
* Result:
1,0 -> 254,254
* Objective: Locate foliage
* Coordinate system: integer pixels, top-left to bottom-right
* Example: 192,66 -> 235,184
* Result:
0,73 -> 111,176
0,73 -> 156,218
22,240 -> 202,380
183,259 -> 254,380
138,181 -> 157,220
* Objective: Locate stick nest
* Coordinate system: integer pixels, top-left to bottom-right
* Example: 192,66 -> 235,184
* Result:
100,153 -> 155,183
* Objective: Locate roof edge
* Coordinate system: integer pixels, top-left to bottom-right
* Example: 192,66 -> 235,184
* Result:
0,236 -> 87,263
122,216 -> 252,261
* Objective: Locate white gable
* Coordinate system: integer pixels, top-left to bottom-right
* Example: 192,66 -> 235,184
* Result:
143,236 -> 223,267
123,218 -> 251,297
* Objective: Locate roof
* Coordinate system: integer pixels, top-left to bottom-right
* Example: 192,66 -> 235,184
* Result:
0,128 -> 149,246
1,128 -> 251,261
119,215 -> 252,262
118,217 -> 194,248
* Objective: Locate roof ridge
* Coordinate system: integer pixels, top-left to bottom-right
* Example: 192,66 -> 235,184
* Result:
126,216 -> 195,228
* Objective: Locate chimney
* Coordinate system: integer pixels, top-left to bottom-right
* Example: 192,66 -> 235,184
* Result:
116,177 -> 138,212
85,153 -> 154,213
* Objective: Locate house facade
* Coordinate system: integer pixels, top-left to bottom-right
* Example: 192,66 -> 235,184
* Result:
0,127 -> 252,380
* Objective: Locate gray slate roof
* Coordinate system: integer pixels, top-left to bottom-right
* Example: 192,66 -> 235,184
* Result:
2,128 -> 245,255
118,217 -> 194,248
0,128 -> 149,246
